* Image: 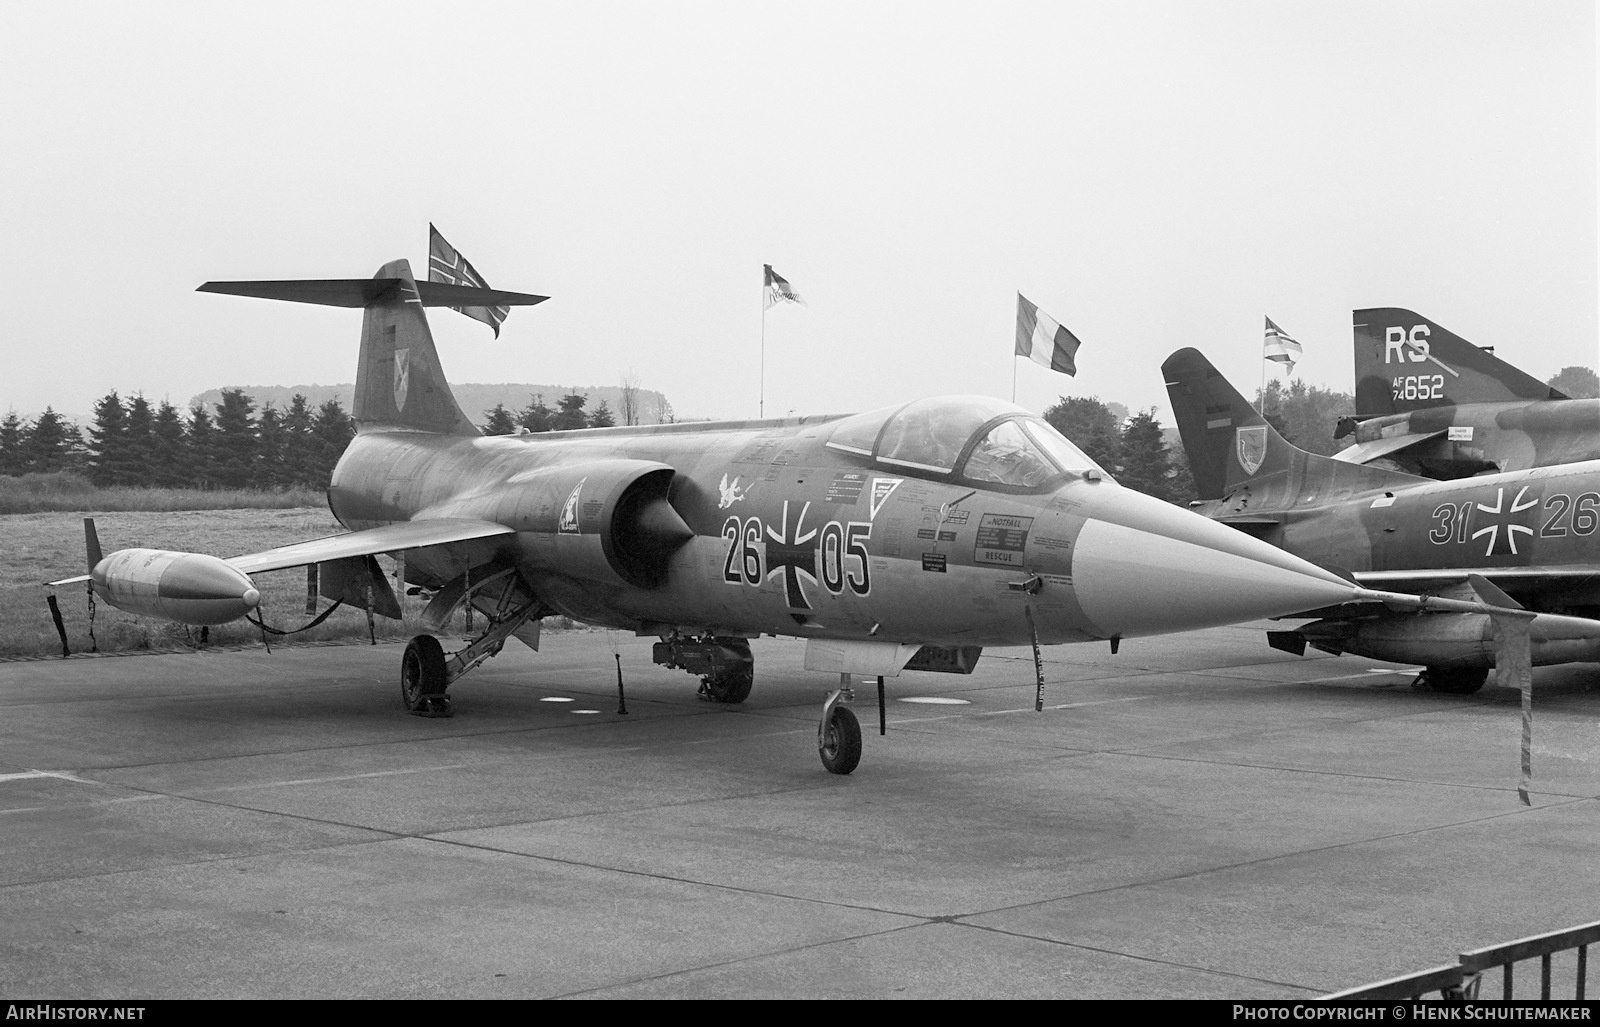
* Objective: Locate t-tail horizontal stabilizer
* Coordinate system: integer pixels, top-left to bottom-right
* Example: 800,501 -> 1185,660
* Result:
197,279 -> 548,309
201,259 -> 545,435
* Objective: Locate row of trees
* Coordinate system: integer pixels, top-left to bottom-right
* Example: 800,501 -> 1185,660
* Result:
11,364 -> 1594,496
0,390 -> 356,489
1,387 -> 629,486
1043,397 -> 1196,504
480,392 -> 618,435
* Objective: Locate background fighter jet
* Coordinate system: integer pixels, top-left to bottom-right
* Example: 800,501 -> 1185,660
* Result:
1167,346 -> 1600,694
1335,308 -> 1600,479
50,251 -> 1439,775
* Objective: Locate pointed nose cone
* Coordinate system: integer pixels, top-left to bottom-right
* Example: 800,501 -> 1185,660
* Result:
1068,487 -> 1356,638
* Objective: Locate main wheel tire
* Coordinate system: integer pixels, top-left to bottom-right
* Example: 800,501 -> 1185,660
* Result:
1425,666 -> 1488,695
401,634 -> 448,711
819,706 -> 862,775
701,638 -> 754,704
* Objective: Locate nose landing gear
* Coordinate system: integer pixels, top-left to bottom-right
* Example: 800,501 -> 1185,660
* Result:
818,681 -> 862,775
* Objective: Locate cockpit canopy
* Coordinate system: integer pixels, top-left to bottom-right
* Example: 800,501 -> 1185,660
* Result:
824,395 -> 1106,490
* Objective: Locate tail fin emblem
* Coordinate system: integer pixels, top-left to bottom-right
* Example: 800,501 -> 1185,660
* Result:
393,348 -> 411,411
1235,425 -> 1267,475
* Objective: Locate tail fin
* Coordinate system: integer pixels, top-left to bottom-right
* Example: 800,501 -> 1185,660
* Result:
349,259 -> 478,434
198,260 -> 547,435
1352,307 -> 1565,417
1163,347 -> 1422,501
84,517 -> 102,570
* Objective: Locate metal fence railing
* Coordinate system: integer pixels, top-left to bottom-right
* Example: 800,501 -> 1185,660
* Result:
1321,964 -> 1467,1000
1321,920 -> 1600,1000
1458,921 -> 1600,1000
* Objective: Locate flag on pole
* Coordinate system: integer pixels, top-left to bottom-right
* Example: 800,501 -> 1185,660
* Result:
1263,316 -> 1302,372
1014,293 -> 1081,376
428,224 -> 511,336
764,265 -> 805,309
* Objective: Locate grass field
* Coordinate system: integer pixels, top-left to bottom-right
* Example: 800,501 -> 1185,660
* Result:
0,473 -> 324,515
2,508 -> 470,657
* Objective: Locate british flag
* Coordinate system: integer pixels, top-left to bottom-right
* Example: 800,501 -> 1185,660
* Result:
428,224 -> 511,336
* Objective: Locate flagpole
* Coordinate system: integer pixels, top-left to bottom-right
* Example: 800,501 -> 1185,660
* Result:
1011,356 -> 1018,404
759,275 -> 767,420
1258,343 -> 1267,416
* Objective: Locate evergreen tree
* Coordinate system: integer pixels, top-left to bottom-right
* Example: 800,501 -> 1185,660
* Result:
87,390 -> 129,486
588,400 -> 615,428
151,400 -> 188,487
26,408 -> 74,473
554,392 -> 588,431
123,393 -> 156,486
187,403 -> 218,487
211,389 -> 258,488
282,394 -> 316,487
1042,396 -> 1122,471
1163,425 -> 1198,506
519,393 -> 555,433
1117,410 -> 1177,503
482,402 -> 518,435
59,419 -> 87,472
256,402 -> 287,487
310,398 -> 355,483
0,410 -> 25,476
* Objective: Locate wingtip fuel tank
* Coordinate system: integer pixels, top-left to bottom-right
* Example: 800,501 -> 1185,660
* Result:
90,549 -> 261,626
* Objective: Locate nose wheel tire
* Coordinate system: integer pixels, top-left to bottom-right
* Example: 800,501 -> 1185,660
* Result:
819,705 -> 862,775
401,634 -> 451,715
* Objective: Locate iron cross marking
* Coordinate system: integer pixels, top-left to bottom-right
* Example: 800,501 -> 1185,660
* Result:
1471,485 -> 1538,557
765,500 -> 819,610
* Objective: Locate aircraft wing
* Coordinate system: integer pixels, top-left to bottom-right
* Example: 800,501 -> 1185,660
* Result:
1213,515 -> 1281,540
226,518 -> 516,574
1331,430 -> 1446,465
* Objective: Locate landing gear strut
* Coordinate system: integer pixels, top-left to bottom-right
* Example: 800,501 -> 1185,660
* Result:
399,576 -> 543,717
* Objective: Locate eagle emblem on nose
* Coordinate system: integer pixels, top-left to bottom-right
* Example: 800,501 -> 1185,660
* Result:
718,474 -> 747,510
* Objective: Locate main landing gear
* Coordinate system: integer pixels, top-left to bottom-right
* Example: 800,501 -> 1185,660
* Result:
399,577 -> 543,717
401,635 -> 451,716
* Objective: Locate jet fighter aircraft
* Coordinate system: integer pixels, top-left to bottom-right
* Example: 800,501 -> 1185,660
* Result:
1336,308 -> 1600,478
50,252 -> 1455,774
1167,346 -> 1600,693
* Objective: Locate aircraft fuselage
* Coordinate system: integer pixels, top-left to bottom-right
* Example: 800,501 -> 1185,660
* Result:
327,414 -> 1350,649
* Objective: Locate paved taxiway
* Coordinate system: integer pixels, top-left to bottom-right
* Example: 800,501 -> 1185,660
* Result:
3,623 -> 1600,999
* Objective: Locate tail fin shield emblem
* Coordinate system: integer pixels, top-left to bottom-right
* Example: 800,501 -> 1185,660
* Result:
393,348 -> 411,412
1236,425 -> 1267,476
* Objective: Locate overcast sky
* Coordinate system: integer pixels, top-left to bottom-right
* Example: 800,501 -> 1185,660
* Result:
2,1 -> 1594,427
